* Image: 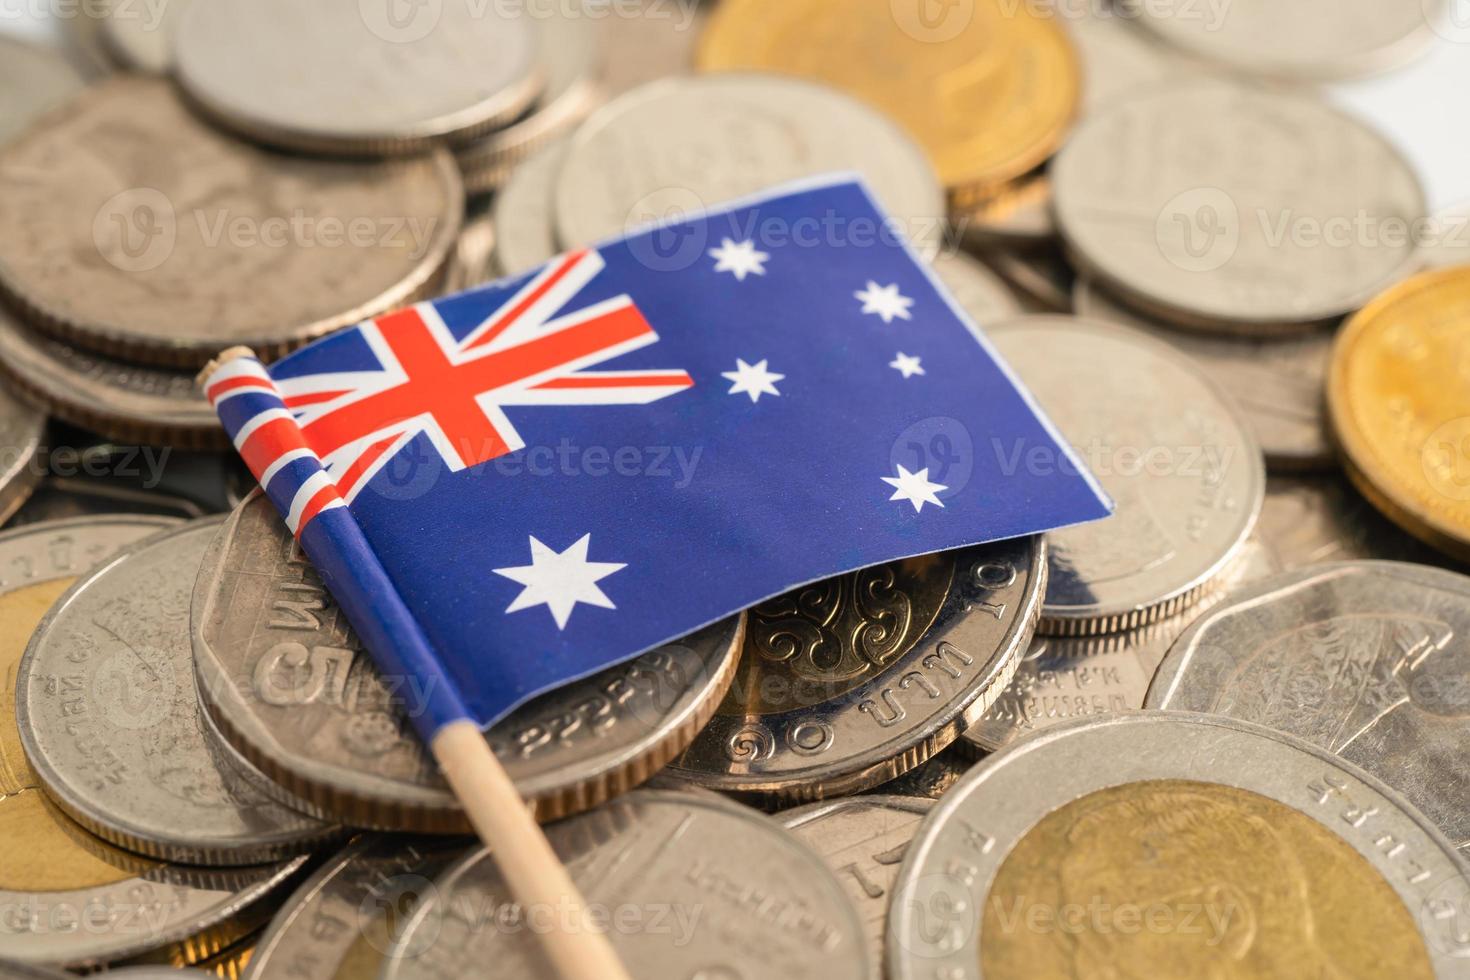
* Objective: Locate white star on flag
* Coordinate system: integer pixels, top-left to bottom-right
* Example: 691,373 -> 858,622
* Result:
493,534 -> 626,630
855,281 -> 914,323
708,238 -> 770,281
883,465 -> 948,513
722,358 -> 784,403
890,352 -> 925,378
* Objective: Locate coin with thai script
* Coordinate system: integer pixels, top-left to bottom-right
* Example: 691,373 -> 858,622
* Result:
0,77 -> 462,368
988,317 -> 1264,635
1148,562 -> 1470,850
554,74 -> 945,258
192,493 -> 744,832
0,37 -> 86,148
100,0 -> 191,73
16,520 -> 336,866
0,303 -> 223,449
1074,277 -> 1335,469
380,790 -> 870,980
245,835 -> 468,980
889,712 -> 1470,980
697,0 -> 1079,205
1255,475 -> 1460,571
962,539 -> 1277,753
491,138 -> 567,278
1328,266 -> 1470,561
454,1 -> 602,194
173,0 -> 542,155
930,252 -> 1022,328
0,517 -> 310,969
1053,79 -> 1425,333
665,536 -> 1044,806
1122,0 -> 1442,80
782,795 -> 933,975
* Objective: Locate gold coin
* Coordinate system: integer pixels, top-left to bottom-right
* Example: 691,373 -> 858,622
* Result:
1328,265 -> 1470,561
982,779 -> 1434,979
696,0 -> 1079,204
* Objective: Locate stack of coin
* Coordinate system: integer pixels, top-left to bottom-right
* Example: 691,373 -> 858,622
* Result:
2,2 -> 1470,977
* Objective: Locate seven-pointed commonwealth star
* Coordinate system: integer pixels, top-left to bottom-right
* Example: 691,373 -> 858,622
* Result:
722,358 -> 785,403
708,238 -> 770,281
494,534 -> 626,630
883,465 -> 948,513
890,352 -> 925,378
855,281 -> 915,323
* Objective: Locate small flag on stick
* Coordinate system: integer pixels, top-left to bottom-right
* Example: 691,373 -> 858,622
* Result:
201,176 -> 1110,979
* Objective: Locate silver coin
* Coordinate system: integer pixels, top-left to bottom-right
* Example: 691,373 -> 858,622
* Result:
0,386 -> 45,525
930,252 -> 1022,329
17,520 -> 336,866
455,1 -> 603,195
665,537 -> 1045,805
782,795 -> 933,975
0,38 -> 86,148
10,478 -> 209,526
962,539 -> 1279,753
1053,79 -> 1425,333
0,517 -> 308,969
554,74 -> 946,258
0,302 -> 221,449
380,790 -> 871,980
441,202 -> 499,296
174,0 -> 543,155
1062,7 -> 1208,116
490,137 -> 567,279
988,317 -> 1265,635
889,711 -> 1470,980
1256,474 -> 1461,572
1123,0 -> 1442,81
0,961 -> 69,979
972,247 -> 1074,314
1148,561 -> 1470,850
246,835 -> 468,980
192,493 -> 744,832
596,0 -> 704,97
99,0 -> 191,73
1074,277 -> 1336,470
1420,200 -> 1470,271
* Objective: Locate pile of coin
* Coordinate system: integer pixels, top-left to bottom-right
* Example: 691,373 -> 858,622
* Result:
2,1 -> 1470,978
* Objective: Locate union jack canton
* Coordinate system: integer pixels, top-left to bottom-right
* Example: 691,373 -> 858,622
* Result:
207,177 -> 1110,738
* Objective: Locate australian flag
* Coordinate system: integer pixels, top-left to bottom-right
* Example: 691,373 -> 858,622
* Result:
206,177 -> 1110,739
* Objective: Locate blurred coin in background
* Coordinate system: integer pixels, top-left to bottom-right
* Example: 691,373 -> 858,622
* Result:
173,0 -> 543,155
698,0 -> 1079,206
1329,266 -> 1470,561
929,251 -> 1023,327
0,37 -> 87,147
554,74 -> 946,258
17,521 -> 336,866
0,77 -> 463,368
100,0 -> 192,73
1149,561 -> 1470,849
1075,277 -> 1335,470
989,317 -> 1265,635
490,137 -> 568,279
1054,80 -> 1426,333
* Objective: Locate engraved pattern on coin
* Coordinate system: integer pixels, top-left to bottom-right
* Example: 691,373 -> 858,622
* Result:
1054,80 -> 1425,332
1148,561 -> 1470,850
193,494 -> 743,831
17,521 -> 335,865
668,538 -> 1044,803
988,317 -> 1264,635
888,713 -> 1470,980
0,77 -> 463,368
381,791 -> 871,980
1075,278 -> 1335,469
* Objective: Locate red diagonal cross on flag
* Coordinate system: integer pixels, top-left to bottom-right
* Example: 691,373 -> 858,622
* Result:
276,250 -> 694,500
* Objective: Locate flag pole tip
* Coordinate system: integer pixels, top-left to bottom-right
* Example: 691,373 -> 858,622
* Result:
198,346 -> 260,389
